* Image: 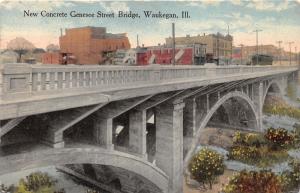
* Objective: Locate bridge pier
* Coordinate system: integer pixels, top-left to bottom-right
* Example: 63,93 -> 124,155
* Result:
183,98 -> 196,158
129,109 -> 147,159
42,131 -> 65,148
252,82 -> 264,131
155,100 -> 185,193
93,117 -> 114,150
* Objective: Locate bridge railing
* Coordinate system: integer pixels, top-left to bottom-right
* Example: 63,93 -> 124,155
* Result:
0,64 -> 297,100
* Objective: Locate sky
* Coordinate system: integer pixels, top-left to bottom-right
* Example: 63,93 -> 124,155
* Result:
0,0 -> 300,52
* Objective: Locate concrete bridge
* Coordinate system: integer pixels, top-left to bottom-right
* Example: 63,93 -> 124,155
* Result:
0,63 -> 298,193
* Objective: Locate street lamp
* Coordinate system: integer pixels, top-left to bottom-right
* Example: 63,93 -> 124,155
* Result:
287,41 -> 294,65
253,29 -> 262,65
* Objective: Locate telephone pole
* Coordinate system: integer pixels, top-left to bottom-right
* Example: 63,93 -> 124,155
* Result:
287,41 -> 294,65
136,34 -> 139,48
239,44 -> 244,65
276,41 -> 282,65
172,23 -> 175,66
295,46 -> 298,65
217,32 -> 220,65
253,29 -> 262,65
227,23 -> 232,65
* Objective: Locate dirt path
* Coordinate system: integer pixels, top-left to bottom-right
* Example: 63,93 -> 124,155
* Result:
184,170 -> 235,193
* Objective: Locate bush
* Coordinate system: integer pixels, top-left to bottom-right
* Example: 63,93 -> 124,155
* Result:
233,131 -> 266,147
291,124 -> 300,147
188,148 -> 225,189
281,160 -> 300,192
15,172 -> 56,193
265,127 -> 294,150
228,145 -> 261,164
222,170 -> 282,193
233,131 -> 245,145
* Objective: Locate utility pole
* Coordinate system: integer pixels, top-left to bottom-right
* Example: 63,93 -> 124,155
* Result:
136,34 -> 139,48
276,41 -> 282,65
287,41 -> 294,65
172,23 -> 175,66
217,33 -> 220,65
227,23 -> 232,65
295,46 -> 297,65
253,29 -> 262,65
239,44 -> 244,65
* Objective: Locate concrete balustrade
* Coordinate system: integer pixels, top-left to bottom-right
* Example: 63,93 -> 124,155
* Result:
0,63 -> 297,101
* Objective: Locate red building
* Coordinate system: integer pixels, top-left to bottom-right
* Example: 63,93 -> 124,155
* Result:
136,44 -> 206,65
43,26 -> 131,65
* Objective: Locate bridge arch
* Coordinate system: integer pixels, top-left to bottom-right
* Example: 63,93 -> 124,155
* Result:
262,80 -> 284,109
201,91 -> 259,131
184,91 -> 259,167
0,147 -> 169,193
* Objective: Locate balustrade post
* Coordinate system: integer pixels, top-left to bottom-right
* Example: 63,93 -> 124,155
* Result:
206,66 -> 216,77
149,65 -> 161,82
2,63 -> 32,100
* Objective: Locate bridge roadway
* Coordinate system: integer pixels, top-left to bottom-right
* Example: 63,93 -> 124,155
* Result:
0,64 -> 297,120
0,63 -> 298,193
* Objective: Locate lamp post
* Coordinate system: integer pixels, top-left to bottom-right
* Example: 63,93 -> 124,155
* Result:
276,41 -> 282,65
253,29 -> 262,65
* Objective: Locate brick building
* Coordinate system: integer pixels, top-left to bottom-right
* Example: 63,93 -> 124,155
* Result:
165,33 -> 233,59
43,26 -> 130,65
134,44 -> 206,65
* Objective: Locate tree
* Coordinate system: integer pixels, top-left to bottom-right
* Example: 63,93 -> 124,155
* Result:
7,37 -> 35,63
46,44 -> 59,52
188,148 -> 225,189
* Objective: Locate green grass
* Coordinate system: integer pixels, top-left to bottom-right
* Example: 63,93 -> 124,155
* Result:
263,102 -> 300,120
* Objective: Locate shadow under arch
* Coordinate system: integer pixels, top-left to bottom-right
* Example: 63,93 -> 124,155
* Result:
262,80 -> 284,110
0,147 -> 169,193
184,91 -> 259,168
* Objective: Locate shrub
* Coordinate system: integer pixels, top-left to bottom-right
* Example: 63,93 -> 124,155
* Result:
233,131 -> 266,147
228,145 -> 261,164
281,160 -> 300,192
244,133 -> 266,147
15,172 -> 56,193
222,170 -> 282,193
233,131 -> 245,145
291,125 -> 300,147
188,148 -> 225,189
265,127 -> 294,150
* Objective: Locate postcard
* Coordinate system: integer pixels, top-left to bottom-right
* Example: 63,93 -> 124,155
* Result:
0,1 -> 299,193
